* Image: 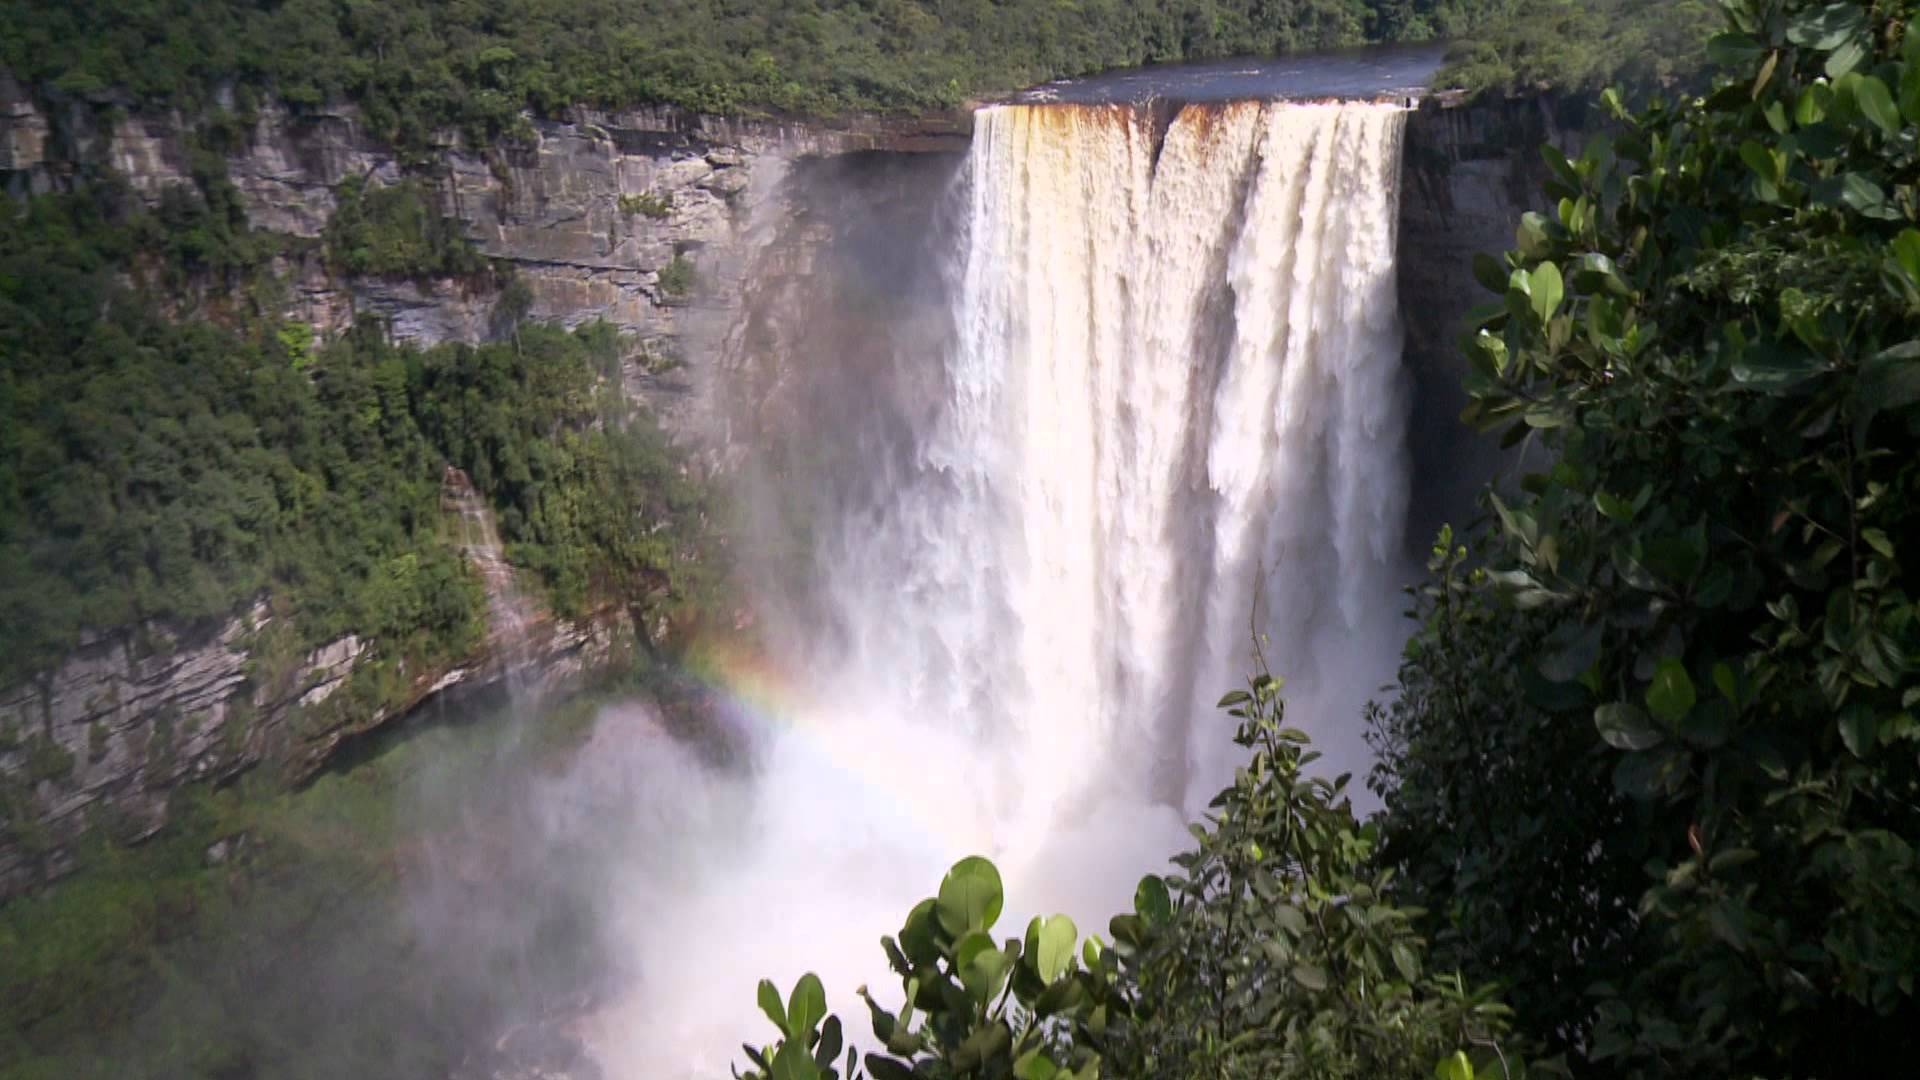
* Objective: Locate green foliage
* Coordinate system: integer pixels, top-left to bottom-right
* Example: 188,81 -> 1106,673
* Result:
737,681 -> 1525,1080
1374,2 -> 1920,1074
659,253 -> 698,299
1436,0 -> 1722,96
620,191 -> 675,220
323,177 -> 488,280
408,320 -> 718,618
0,180 -> 712,687
2,1 -> 1608,148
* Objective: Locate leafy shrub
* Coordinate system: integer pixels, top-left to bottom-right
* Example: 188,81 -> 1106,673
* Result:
1,187 -> 712,687
658,253 -> 697,299
323,177 -> 487,280
738,676 -> 1531,1080
0,1 -> 1690,149
1374,1 -> 1920,1073
619,191 -> 674,220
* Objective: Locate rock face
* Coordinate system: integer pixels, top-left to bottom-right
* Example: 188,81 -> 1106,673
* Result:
0,76 -> 1556,898
0,488 -> 633,899
0,82 -> 964,349
1396,93 -> 1578,548
0,84 -> 969,897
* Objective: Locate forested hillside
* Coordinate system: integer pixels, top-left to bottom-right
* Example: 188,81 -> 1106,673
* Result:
1,1 -> 1700,149
0,170 -> 715,690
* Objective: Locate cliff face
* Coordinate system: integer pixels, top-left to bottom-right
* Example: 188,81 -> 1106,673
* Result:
0,85 -> 968,897
0,476 -> 631,898
1396,94 -> 1577,547
0,82 -> 965,423
0,81 -> 1553,899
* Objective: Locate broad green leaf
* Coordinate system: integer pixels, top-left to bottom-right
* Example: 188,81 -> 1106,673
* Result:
1612,746 -> 1688,799
1574,252 -> 1630,296
1291,963 -> 1329,991
865,1055 -> 916,1080
1529,261 -> 1564,325
813,1016 -> 843,1071
1596,703 -> 1664,751
758,979 -> 788,1033
958,935 -> 1013,1004
1540,143 -> 1582,189
771,1038 -> 823,1080
1436,1050 -> 1475,1080
1538,622 -> 1602,683
1025,914 -> 1078,983
1595,491 -> 1635,521
1827,36 -> 1869,77
1647,659 -> 1697,723
1853,75 -> 1902,136
1516,212 -> 1553,259
1796,83 -> 1831,126
1134,875 -> 1172,925
1738,139 -> 1781,186
953,1020 -> 1012,1070
1015,1049 -> 1060,1080
1894,230 -> 1920,284
1274,905 -> 1308,936
1787,3 -> 1866,51
786,973 -> 827,1039
937,856 -> 1003,935
1839,703 -> 1878,758
1710,848 -> 1759,873
1713,662 -> 1739,704
1731,343 -> 1823,391
1754,50 -> 1781,101
1859,342 -> 1920,418
1391,941 -> 1421,983
1706,32 -> 1765,69
900,898 -> 942,964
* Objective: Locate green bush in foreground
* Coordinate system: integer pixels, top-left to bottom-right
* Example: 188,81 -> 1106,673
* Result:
737,675 -> 1533,1080
1375,0 -> 1920,1074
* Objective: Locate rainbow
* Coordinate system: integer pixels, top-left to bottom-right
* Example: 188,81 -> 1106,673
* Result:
671,627 -> 992,855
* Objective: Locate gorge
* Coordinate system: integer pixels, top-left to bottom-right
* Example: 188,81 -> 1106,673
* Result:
0,56 -> 1566,1078
596,95 -> 1419,1076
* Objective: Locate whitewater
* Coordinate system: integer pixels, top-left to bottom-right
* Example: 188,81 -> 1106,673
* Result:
587,98 -> 1416,1075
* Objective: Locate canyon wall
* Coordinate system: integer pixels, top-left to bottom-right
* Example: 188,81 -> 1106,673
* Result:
0,81 -> 969,897
1397,92 -> 1581,548
0,78 -> 1556,898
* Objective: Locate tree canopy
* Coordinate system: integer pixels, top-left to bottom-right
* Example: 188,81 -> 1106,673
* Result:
0,1 -> 1701,148
0,166 -> 714,691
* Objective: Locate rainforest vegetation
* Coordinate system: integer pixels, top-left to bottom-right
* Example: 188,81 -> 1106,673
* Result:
0,1 -> 1706,151
739,2 -> 1920,1078
2,0 -> 1908,1078
0,166 -> 714,690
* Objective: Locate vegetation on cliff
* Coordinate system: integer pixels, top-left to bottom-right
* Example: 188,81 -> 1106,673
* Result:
0,167 -> 714,690
0,684 -> 628,1078
1,1 -> 1694,147
739,2 -> 1920,1077
1437,0 -> 1720,94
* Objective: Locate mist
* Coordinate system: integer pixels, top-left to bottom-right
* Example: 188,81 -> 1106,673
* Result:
71,92 -> 1467,1080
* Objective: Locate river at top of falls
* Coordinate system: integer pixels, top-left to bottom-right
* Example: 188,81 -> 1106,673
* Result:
585,94 -> 1416,1077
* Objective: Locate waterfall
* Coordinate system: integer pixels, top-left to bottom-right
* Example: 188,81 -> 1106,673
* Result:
592,98 -> 1416,1077
813,100 -> 1411,826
